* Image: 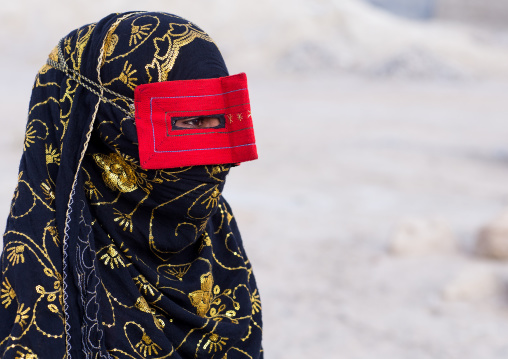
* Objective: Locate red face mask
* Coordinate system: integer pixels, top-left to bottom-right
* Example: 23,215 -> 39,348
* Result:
134,73 -> 258,169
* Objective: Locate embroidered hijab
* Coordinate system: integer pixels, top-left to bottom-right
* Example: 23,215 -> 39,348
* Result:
0,12 -> 262,359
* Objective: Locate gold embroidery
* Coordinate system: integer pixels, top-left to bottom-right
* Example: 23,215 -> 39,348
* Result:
44,225 -> 60,247
134,275 -> 156,296
1,278 -> 16,308
36,285 -> 45,295
207,165 -> 230,182
135,297 -> 165,330
28,98 -> 59,117
64,37 -> 72,54
103,61 -> 138,91
210,165 -> 228,176
135,332 -> 162,357
145,23 -> 215,82
38,46 -> 59,75
159,263 -> 191,281
201,187 -> 221,209
104,15 -> 160,65
214,204 -> 232,234
203,333 -> 227,353
237,113 -> 243,121
135,297 -> 152,314
251,289 -> 261,314
118,61 -> 138,90
23,120 -> 49,151
48,46 -> 58,61
45,144 -> 60,165
84,180 -> 101,200
189,272 -> 213,317
15,352 -> 38,359
40,180 -> 55,205
7,245 -> 26,265
72,24 -> 95,71
15,303 -> 31,328
199,232 -> 212,252
113,209 -> 134,232
99,245 -> 125,269
94,153 -> 138,193
186,185 -> 223,225
130,23 -> 152,46
226,210 -> 233,225
24,126 -> 36,150
104,34 -> 119,57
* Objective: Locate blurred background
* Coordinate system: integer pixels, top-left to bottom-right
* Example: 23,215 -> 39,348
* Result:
2,0 -> 508,358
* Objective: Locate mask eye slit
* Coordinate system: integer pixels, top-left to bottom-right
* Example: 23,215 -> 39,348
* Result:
170,114 -> 225,130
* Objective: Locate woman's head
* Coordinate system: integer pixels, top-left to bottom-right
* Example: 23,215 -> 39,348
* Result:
46,12 -> 255,169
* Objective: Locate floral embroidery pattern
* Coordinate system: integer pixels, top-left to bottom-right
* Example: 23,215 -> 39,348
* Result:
94,153 -> 138,193
135,331 -> 162,357
15,303 -> 31,328
203,333 -> 228,353
6,245 -> 26,266
1,278 -> 16,309
99,244 -> 126,269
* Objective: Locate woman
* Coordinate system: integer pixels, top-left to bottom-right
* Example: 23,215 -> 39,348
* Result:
0,12 -> 262,359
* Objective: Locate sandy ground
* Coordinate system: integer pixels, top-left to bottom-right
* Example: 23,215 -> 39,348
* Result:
2,1 -> 508,358
225,75 -> 508,359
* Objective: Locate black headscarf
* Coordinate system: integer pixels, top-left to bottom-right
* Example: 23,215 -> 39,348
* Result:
0,12 -> 262,359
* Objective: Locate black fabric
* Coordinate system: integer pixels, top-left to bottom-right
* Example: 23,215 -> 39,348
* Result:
0,12 -> 262,359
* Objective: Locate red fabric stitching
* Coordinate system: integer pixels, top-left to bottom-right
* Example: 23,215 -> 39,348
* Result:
135,73 -> 257,169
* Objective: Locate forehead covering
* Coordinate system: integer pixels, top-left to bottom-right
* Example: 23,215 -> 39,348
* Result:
100,12 -> 229,86
0,11 -> 263,359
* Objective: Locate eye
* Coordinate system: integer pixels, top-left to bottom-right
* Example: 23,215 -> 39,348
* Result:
181,118 -> 202,128
172,116 -> 223,130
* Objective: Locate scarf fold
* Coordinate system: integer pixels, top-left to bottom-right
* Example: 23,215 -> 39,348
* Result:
0,12 -> 262,359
